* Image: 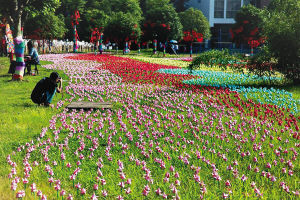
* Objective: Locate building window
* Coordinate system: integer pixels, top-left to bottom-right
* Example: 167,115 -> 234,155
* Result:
214,0 -> 225,18
226,0 -> 241,18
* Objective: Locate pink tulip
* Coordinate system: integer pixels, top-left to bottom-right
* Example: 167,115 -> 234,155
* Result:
80,188 -> 86,195
91,193 -> 98,200
16,190 -> 25,198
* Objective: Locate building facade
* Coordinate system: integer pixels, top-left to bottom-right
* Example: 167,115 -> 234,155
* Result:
185,0 -> 270,48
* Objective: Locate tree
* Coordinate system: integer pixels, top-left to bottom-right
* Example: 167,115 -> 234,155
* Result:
84,9 -> 109,34
179,8 -> 210,57
230,4 -> 265,49
103,12 -> 141,53
79,0 -> 142,42
264,0 -> 300,82
56,0 -> 86,41
95,0 -> 142,25
24,12 -> 67,40
0,0 -> 60,80
142,0 -> 182,42
0,0 -> 61,38
179,8 -> 211,40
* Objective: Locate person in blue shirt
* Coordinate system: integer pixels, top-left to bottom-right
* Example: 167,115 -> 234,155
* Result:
31,72 -> 63,107
26,40 -> 40,74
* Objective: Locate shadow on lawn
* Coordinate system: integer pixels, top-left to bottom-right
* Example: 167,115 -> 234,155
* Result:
23,102 -> 35,108
0,74 -> 11,78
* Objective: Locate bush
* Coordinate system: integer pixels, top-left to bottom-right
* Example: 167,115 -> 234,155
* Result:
247,46 -> 276,82
188,49 -> 245,73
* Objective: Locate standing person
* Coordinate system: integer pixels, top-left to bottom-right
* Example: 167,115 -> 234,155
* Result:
31,72 -> 63,107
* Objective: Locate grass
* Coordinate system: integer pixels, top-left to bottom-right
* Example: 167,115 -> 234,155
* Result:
0,56 -> 70,199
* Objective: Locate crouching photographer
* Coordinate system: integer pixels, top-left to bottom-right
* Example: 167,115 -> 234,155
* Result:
31,72 -> 63,107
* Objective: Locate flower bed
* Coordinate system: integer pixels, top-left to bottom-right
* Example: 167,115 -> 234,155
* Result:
159,68 -> 299,114
166,57 -> 193,62
123,55 -> 190,68
5,54 -> 299,200
68,54 -> 195,86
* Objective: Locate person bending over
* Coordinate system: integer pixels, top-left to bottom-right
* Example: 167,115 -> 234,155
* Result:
31,72 -> 62,106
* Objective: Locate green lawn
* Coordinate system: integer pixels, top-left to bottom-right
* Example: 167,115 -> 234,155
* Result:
0,57 -> 70,199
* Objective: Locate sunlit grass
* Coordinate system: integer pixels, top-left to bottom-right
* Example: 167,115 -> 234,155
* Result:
0,57 -> 70,199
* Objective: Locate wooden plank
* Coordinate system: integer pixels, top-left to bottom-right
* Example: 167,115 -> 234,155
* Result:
69,102 -> 111,106
66,101 -> 112,109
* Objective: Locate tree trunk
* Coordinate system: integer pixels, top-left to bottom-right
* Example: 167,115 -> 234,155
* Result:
12,13 -> 25,81
190,42 -> 193,57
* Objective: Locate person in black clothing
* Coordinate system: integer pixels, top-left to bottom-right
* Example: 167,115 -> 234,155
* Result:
31,72 -> 63,106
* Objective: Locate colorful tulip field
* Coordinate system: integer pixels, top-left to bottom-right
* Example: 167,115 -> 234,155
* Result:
165,57 -> 193,62
158,69 -> 299,115
122,56 -> 190,68
6,54 -> 299,200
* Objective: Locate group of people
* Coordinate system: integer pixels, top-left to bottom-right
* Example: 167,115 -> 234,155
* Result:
8,39 -> 62,107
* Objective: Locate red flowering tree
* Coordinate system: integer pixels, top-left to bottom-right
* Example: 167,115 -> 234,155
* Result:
142,22 -> 171,55
142,0 -> 182,54
179,8 -> 210,57
182,30 -> 203,57
90,27 -> 104,54
230,5 -> 265,55
142,22 -> 171,42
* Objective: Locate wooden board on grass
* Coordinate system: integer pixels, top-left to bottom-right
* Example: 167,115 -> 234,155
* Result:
67,101 -> 112,109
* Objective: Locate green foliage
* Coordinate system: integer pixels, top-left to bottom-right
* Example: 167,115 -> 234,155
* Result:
55,0 -> 86,40
84,10 -> 109,30
103,12 -> 141,44
57,0 -> 86,15
179,8 -> 211,39
188,49 -> 245,73
231,4 -> 264,46
263,0 -> 300,83
142,0 -> 182,42
0,0 -> 61,37
98,0 -> 142,22
77,0 -> 142,42
247,45 -> 276,79
24,12 -> 67,39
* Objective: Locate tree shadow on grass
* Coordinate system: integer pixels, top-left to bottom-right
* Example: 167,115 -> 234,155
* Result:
10,102 -> 36,108
5,79 -> 29,83
23,102 -> 35,108
0,74 -> 11,78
